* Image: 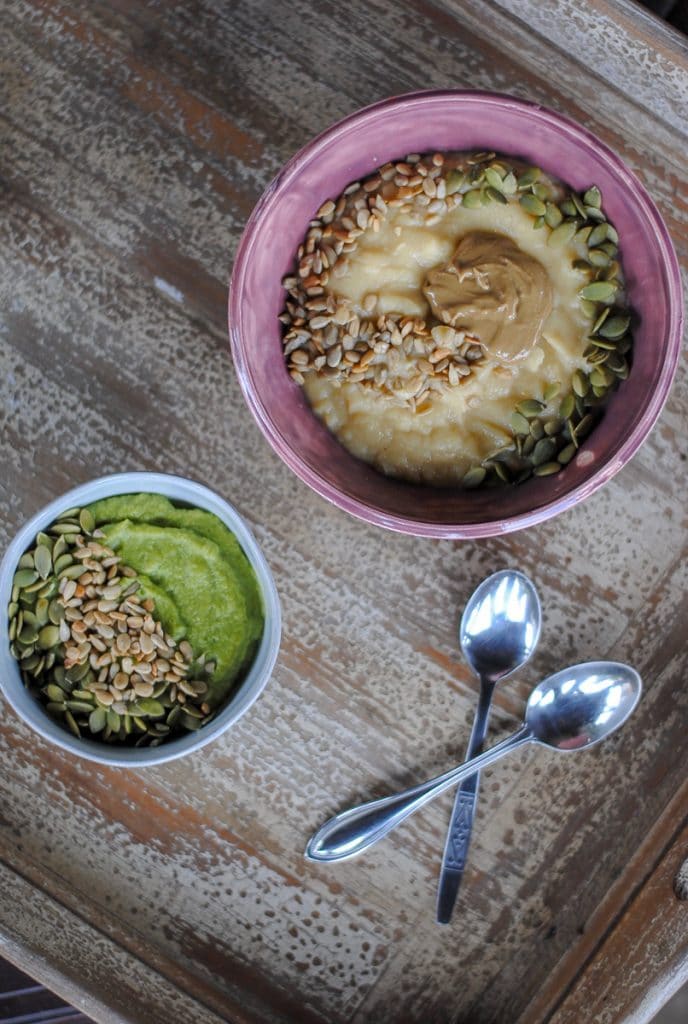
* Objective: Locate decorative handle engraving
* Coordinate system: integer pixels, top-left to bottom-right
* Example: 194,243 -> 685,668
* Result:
443,789 -> 477,872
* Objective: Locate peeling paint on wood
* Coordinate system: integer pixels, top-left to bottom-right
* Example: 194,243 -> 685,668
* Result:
0,1 -> 686,1022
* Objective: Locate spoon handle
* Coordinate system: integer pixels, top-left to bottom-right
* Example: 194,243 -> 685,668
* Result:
436,679 -> 494,924
305,725 -> 532,863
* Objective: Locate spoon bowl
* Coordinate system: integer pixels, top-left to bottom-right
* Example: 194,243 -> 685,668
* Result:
460,570 -> 541,683
527,661 -> 642,751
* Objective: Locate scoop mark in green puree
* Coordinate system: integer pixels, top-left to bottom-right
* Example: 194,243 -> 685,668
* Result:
87,494 -> 264,707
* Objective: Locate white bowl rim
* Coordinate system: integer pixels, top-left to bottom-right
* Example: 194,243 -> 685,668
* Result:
0,472 -> 281,767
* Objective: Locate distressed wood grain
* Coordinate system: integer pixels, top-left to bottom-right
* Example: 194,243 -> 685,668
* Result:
0,1 -> 686,1022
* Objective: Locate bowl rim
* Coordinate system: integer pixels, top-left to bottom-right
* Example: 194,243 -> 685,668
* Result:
0,472 -> 281,767
229,89 -> 684,539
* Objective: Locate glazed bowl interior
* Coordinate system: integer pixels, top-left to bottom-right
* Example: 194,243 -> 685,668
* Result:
229,91 -> 682,538
0,473 -> 281,767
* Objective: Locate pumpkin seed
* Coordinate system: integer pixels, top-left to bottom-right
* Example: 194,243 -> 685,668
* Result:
19,624 -> 38,644
583,186 -> 602,208
131,698 -> 164,718
544,417 -> 562,436
571,193 -> 587,219
60,563 -> 88,580
598,314 -> 631,340
573,259 -> 592,272
66,700 -> 95,713
580,280 -> 617,303
592,306 -> 611,334
529,418 -> 544,441
544,203 -> 563,228
533,461 -> 561,477
533,183 -> 550,202
585,206 -> 606,222
606,224 -> 619,244
13,568 -> 38,589
531,438 -> 557,466
49,522 -> 80,535
517,167 -> 540,189
548,220 -> 576,248
445,169 -> 465,194
79,508 -> 95,534
532,215 -> 545,230
34,544 -> 52,579
486,185 -> 507,204
35,598 -> 49,627
589,337 -> 616,351
181,714 -> 202,731
520,193 -> 546,217
46,684 -> 66,703
574,225 -> 593,245
462,189 -> 482,208
52,535 -> 67,560
510,411 -> 530,435
587,222 -> 609,247
462,466 -> 486,488
48,599 -> 64,624
484,167 -> 504,190
588,248 -> 610,268
572,370 -> 589,397
17,553 -> 34,570
559,199 -> 577,217
46,702 -> 65,716
106,710 -> 121,732
502,171 -> 517,194
65,710 -> 81,737
53,553 -> 73,575
543,381 -> 561,402
516,399 -> 545,418
557,443 -> 577,465
37,624 -> 60,649
575,414 -> 595,439
89,707 -> 107,733
57,507 -> 80,521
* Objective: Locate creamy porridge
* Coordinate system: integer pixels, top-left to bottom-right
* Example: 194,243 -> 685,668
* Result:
280,152 -> 632,487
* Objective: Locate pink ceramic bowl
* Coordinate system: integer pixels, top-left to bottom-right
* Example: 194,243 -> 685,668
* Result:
229,91 -> 683,538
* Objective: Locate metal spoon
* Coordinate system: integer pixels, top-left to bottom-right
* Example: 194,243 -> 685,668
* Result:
305,662 -> 641,863
437,570 -> 541,924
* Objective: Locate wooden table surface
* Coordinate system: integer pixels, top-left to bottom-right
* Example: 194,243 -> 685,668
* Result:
1,2 -> 687,1022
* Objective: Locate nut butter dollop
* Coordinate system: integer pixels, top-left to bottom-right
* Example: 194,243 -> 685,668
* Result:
423,230 -> 553,362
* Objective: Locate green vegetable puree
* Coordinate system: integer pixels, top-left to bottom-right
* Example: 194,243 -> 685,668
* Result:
87,494 -> 264,707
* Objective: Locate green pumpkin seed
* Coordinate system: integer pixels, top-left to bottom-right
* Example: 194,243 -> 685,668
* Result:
106,710 -> 121,732
544,417 -> 562,436
522,435 -> 536,456
520,193 -> 546,217
131,698 -> 165,718
79,508 -> 95,534
13,568 -> 38,589
544,381 -> 561,402
65,710 -> 81,737
53,553 -> 73,575
592,307 -> 611,334
35,598 -> 49,627
533,461 -> 561,477
132,716 -> 147,733
548,220 -> 577,248
579,280 -> 618,302
533,215 -> 545,230
516,398 -> 546,418
572,370 -> 589,397
559,198 -> 577,217
589,337 -> 616,351
533,183 -> 550,202
48,599 -> 64,624
557,443 -> 577,465
606,224 -> 619,244
573,259 -> 592,272
66,661 -> 90,683
544,203 -> 563,228
34,544 -> 52,579
89,707 -> 107,733
598,314 -> 631,340
37,624 -> 60,649
600,240 -> 618,258
580,299 -> 597,320
487,461 -> 510,483
60,564 -> 87,580
52,535 -> 67,560
574,414 -> 595,439
18,624 -> 38,644
531,438 -> 557,466
17,553 -> 34,570
510,411 -> 530,435
485,185 -> 507,204
588,248 -> 610,268
167,705 -> 182,727
24,578 -> 46,594
484,167 -> 504,190
571,193 -> 587,219
529,418 -> 544,441
583,186 -> 602,208
66,700 -> 96,713
57,507 -> 80,521
591,384 -> 607,398
445,169 -> 465,194
462,466 -> 486,488
49,522 -> 80,535
502,171 -> 517,194
587,222 -> 609,247
46,702 -> 66,716
462,189 -> 482,208
46,683 -> 66,703
574,225 -> 593,245
517,167 -> 540,189
8,618 -> 17,642
21,609 -> 36,628
181,714 -> 202,731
